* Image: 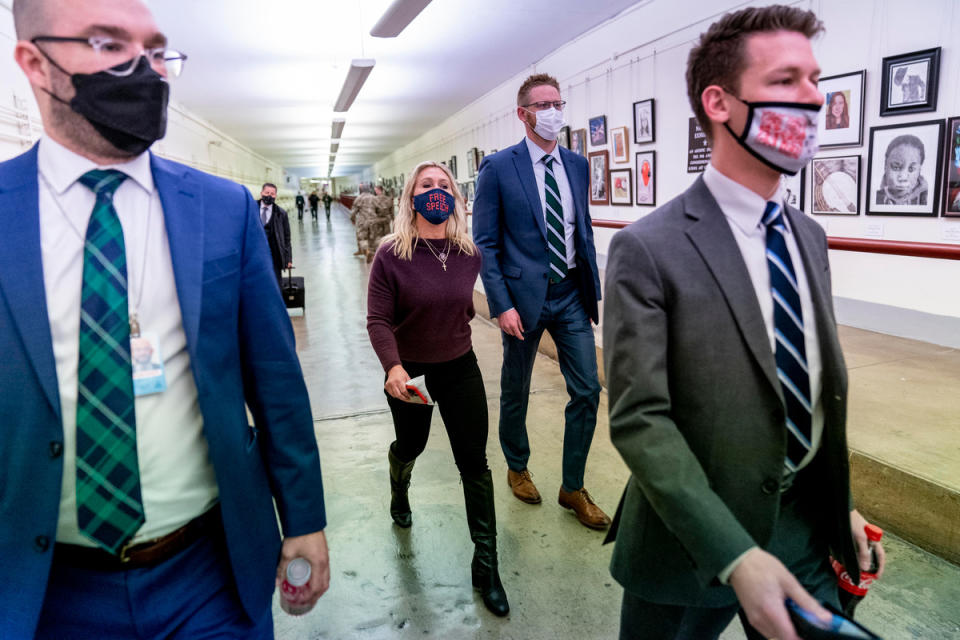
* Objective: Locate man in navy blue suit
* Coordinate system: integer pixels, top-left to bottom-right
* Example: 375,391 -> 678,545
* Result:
0,0 -> 329,637
473,73 -> 610,530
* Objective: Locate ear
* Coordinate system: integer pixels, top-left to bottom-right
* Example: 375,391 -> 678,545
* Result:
516,106 -> 529,124
14,41 -> 51,89
701,85 -> 731,126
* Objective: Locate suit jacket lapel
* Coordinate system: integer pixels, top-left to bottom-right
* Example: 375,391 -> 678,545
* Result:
684,177 -> 781,397
0,145 -> 61,419
151,155 -> 203,354
511,140 -> 547,239
559,146 -> 585,224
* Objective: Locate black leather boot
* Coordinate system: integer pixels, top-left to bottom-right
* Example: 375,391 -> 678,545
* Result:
388,443 -> 414,528
462,470 -> 510,617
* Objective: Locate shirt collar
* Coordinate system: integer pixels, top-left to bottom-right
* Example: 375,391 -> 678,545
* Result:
702,163 -> 788,237
525,135 -> 561,167
37,135 -> 155,196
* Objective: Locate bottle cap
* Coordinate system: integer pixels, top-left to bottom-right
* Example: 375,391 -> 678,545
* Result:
285,557 -> 312,587
865,523 -> 884,541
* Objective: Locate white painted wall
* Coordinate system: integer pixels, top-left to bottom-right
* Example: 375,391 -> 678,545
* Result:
372,0 -> 960,326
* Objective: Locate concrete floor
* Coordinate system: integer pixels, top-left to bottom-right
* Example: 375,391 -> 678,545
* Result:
272,205 -> 960,639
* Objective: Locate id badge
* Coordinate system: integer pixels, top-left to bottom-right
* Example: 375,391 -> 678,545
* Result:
131,332 -> 168,396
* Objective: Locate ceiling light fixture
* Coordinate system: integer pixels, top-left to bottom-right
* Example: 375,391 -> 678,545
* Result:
330,118 -> 346,140
333,59 -> 375,112
330,142 -> 340,153
370,0 -> 433,37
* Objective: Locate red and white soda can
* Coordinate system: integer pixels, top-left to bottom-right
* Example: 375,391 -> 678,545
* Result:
280,557 -> 314,616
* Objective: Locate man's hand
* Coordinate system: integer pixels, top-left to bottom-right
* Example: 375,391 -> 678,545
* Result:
385,364 -> 413,401
497,308 -> 524,340
851,509 -> 885,577
730,548 -> 830,640
287,262 -> 294,269
276,530 -> 330,609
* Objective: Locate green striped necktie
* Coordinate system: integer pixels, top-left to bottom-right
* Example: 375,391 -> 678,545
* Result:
542,155 -> 569,283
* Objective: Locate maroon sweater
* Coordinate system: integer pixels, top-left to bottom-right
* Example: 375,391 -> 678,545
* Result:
367,238 -> 481,371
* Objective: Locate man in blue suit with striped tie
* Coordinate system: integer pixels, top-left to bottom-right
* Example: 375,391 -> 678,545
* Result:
473,73 -> 610,531
0,0 -> 328,637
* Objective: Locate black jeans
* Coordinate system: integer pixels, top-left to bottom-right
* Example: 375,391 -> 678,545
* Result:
386,349 -> 489,478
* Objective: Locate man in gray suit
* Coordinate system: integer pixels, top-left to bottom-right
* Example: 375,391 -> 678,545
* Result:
602,6 -> 885,640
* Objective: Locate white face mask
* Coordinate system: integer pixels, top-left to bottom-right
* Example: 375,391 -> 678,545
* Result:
527,106 -> 566,141
724,95 -> 821,175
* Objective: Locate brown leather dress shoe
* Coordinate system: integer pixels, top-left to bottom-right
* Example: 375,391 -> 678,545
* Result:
558,487 -> 611,530
507,469 -> 542,504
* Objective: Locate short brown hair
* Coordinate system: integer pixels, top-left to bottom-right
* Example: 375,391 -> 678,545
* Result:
517,73 -> 560,107
12,0 -> 50,40
686,5 -> 823,141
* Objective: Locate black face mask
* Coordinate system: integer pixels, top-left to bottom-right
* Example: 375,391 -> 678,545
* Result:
261,195 -> 275,205
42,54 -> 169,156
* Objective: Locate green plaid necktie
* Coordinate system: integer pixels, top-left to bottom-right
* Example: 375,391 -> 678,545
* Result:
542,155 -> 568,283
75,169 -> 144,554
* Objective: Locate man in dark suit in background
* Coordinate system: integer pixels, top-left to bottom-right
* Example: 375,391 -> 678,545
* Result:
473,73 -> 609,531
258,182 -> 292,288
1,0 -> 328,637
602,6 -> 884,640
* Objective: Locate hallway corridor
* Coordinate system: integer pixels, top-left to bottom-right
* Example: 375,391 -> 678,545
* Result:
272,205 -> 960,639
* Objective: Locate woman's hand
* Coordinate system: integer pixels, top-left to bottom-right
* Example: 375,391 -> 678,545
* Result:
385,364 -> 412,401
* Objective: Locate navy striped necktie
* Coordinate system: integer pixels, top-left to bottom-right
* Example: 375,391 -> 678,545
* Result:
763,201 -> 812,472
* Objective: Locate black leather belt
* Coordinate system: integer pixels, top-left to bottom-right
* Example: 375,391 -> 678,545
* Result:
54,505 -> 221,571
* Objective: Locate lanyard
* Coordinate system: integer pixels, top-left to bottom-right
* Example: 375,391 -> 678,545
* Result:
39,171 -> 153,336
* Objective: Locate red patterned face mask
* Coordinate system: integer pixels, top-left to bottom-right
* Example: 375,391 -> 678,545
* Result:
723,94 -> 821,176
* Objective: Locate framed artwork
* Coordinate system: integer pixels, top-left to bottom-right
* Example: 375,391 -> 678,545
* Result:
611,126 -> 629,163
880,48 -> 941,116
609,168 -> 632,206
819,71 -> 865,148
866,119 -> 945,216
467,148 -> 477,177
589,115 -> 607,146
783,167 -> 805,211
943,116 -> 960,217
558,126 -> 570,149
588,150 -> 609,205
635,151 -> 656,206
811,156 -> 860,215
570,128 -> 587,156
448,155 -> 457,179
633,99 -> 655,144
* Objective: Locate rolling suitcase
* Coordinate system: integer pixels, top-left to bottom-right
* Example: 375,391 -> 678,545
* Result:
282,267 -> 305,310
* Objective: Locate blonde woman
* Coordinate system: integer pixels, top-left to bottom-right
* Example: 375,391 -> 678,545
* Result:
366,161 -> 509,617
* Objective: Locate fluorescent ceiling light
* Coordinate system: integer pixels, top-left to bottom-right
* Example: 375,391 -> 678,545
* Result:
330,142 -> 340,153
370,0 -> 433,37
333,59 -> 375,112
330,118 -> 346,140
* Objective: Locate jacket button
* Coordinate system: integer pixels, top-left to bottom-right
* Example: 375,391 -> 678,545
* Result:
34,535 -> 50,552
49,441 -> 63,458
761,478 -> 779,495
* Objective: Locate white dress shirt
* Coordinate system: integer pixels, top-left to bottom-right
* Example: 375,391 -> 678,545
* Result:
38,136 -> 218,547
703,163 -> 825,582
525,136 -> 576,268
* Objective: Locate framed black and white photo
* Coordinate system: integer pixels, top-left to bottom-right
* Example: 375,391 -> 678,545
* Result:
635,151 -> 656,206
609,168 -> 632,206
588,150 -> 609,205
880,48 -> 941,116
783,167 -> 805,211
589,115 -> 607,146
558,125 -> 570,149
633,99 -> 655,144
818,71 -> 865,148
466,150 -> 476,178
449,155 -> 457,179
811,156 -> 860,215
866,119 -> 945,217
570,128 -> 587,156
943,116 -> 960,217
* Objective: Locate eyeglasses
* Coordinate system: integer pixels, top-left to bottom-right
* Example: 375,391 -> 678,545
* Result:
32,35 -> 188,78
522,100 -> 566,111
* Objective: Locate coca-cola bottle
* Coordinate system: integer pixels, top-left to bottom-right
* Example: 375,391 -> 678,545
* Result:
831,523 -> 883,618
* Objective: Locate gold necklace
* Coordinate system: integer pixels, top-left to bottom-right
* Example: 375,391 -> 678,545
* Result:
422,237 -> 451,271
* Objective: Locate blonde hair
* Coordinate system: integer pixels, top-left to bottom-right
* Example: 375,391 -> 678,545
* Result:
386,161 -> 476,260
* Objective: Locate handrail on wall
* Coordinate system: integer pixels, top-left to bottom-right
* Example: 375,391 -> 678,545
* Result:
591,219 -> 960,261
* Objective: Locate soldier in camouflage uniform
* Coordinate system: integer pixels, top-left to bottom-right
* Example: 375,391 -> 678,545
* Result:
350,185 -> 379,261
372,186 -> 394,251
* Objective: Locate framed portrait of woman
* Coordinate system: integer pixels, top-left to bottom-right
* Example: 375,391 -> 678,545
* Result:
943,116 -> 960,217
818,70 -> 865,148
866,119 -> 945,217
588,150 -> 609,205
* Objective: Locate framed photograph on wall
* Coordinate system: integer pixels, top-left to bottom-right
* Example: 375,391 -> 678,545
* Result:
589,115 -> 607,146
449,155 -> 457,179
944,116 -> 960,217
466,150 -> 476,178
811,156 -> 860,215
633,99 -> 655,144
635,151 -> 656,206
783,167 -> 805,211
610,168 -> 632,206
558,126 -> 570,149
570,128 -> 587,156
819,70 -> 865,148
588,150 -> 609,205
866,119 -> 945,216
880,48 -> 941,116
611,126 -> 629,163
